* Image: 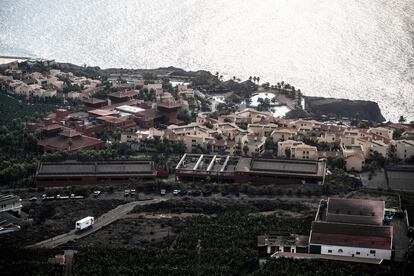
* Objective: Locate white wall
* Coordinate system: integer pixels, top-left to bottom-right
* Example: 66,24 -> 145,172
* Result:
266,245 -> 297,254
320,244 -> 391,260
0,201 -> 22,215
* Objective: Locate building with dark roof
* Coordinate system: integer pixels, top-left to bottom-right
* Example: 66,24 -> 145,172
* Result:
386,164 -> 414,192
175,154 -> 326,184
309,198 -> 392,261
36,161 -> 157,187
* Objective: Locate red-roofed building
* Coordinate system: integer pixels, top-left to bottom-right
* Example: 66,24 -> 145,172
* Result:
108,90 -> 139,103
41,123 -> 63,137
88,109 -> 118,117
134,108 -> 164,128
38,130 -> 105,153
83,98 -> 107,108
96,116 -> 136,130
309,198 -> 392,261
157,102 -> 184,125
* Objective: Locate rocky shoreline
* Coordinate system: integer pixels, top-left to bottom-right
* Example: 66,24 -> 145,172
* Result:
1,59 -> 386,123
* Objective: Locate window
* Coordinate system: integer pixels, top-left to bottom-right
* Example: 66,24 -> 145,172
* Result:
338,249 -> 343,253
328,250 -> 332,253
370,250 -> 376,254
356,252 -> 360,255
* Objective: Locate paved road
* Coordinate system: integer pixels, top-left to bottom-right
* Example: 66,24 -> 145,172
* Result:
26,199 -> 165,249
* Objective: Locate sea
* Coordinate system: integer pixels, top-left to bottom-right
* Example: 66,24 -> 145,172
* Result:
1,0 -> 413,121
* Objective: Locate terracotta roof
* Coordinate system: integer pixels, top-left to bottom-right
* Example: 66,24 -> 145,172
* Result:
38,135 -> 104,151
42,124 -> 62,131
83,98 -> 106,104
135,108 -> 162,121
59,129 -> 81,138
96,116 -> 136,128
108,90 -> 138,99
310,221 -> 392,250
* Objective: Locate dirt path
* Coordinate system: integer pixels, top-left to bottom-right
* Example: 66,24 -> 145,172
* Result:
26,199 -> 165,249
63,250 -> 75,276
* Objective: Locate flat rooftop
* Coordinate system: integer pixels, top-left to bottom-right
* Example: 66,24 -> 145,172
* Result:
37,161 -> 155,176
326,198 -> 385,226
115,105 -> 145,114
250,159 -> 318,174
386,165 -> 414,192
176,154 -> 326,178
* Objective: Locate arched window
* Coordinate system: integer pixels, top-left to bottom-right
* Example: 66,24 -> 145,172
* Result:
338,249 -> 343,253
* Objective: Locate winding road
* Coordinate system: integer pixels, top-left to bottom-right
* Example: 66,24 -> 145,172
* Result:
26,199 -> 165,249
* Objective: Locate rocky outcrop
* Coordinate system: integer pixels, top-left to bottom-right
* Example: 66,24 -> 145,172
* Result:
304,96 -> 385,122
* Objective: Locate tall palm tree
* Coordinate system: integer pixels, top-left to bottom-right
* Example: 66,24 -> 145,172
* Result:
67,138 -> 73,151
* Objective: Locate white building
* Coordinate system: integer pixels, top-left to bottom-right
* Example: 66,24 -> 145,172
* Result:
393,140 -> 414,161
0,193 -> 22,215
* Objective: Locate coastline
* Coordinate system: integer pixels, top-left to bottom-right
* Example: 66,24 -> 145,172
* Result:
0,55 -> 32,65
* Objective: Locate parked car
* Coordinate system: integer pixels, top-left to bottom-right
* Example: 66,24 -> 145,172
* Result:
29,197 -> 38,202
160,189 -> 166,196
93,191 -> 101,197
179,190 -> 188,196
173,189 -> 181,196
124,189 -> 130,197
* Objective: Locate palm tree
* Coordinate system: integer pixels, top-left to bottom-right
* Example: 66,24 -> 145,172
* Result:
399,115 -> 406,124
67,138 -> 73,151
257,77 -> 260,84
249,76 -> 253,82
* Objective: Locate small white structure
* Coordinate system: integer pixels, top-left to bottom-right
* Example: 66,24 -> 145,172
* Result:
0,193 -> 22,215
75,216 -> 95,231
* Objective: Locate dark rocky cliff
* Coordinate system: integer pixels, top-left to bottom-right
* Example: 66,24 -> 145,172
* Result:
304,96 -> 385,122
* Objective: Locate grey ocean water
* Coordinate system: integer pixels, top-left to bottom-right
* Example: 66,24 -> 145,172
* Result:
1,0 -> 414,121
